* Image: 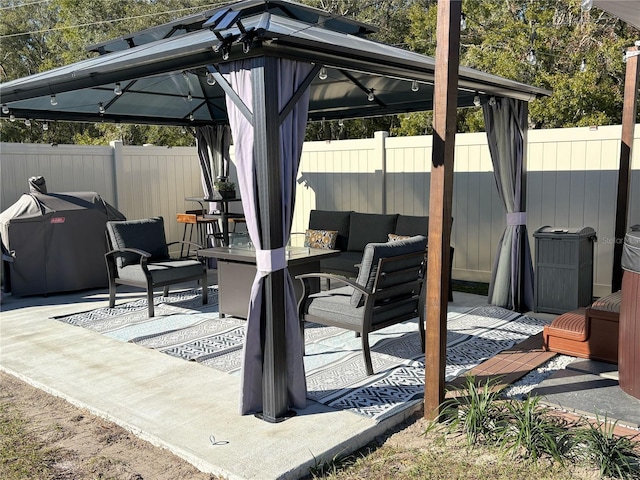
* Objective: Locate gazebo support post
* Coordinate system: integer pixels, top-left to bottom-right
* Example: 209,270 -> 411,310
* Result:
612,45 -> 639,293
253,56 -> 290,422
424,0 -> 460,421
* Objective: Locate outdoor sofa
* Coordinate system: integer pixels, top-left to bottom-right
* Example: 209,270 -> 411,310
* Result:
302,209 -> 454,300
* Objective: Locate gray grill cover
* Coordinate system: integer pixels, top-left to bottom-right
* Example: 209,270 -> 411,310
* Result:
1,192 -> 125,296
621,231 -> 640,275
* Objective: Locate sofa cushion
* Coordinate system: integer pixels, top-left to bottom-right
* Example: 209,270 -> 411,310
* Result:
319,251 -> 363,277
118,259 -> 205,283
350,235 -> 427,307
309,210 -> 352,251
304,229 -> 338,249
395,215 -> 429,237
107,217 -> 169,268
347,212 -> 398,252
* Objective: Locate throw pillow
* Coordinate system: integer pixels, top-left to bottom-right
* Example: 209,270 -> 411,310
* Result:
388,233 -> 412,242
304,229 -> 338,249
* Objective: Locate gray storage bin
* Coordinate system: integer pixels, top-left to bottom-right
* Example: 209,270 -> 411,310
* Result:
534,226 -> 597,314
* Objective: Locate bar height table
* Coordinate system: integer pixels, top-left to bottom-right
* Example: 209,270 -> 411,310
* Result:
185,197 -> 244,247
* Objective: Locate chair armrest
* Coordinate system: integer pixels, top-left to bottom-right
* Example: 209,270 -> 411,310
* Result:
295,272 -> 370,295
105,247 -> 152,268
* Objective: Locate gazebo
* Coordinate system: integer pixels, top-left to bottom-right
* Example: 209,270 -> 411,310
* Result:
0,0 -> 551,422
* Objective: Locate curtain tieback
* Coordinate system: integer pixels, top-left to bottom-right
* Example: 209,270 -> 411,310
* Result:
256,247 -> 286,273
507,212 -> 527,226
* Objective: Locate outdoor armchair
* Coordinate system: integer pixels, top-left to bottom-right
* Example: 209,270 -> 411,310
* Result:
105,217 -> 207,317
297,235 -> 427,375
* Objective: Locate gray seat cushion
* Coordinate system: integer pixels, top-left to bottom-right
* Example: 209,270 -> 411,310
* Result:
351,235 -> 427,307
307,286 -> 420,327
347,212 -> 398,252
107,217 -> 169,268
118,259 -> 205,284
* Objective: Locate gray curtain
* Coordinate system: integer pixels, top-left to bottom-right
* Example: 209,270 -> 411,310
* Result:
195,125 -> 231,214
483,97 -> 534,312
220,58 -> 312,414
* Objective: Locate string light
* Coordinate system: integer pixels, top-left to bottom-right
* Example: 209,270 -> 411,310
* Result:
367,89 -> 375,102
206,72 -> 216,86
580,58 -> 587,72
188,91 -> 193,101
488,97 -> 497,106
473,94 -> 481,107
114,83 -> 123,95
526,49 -> 537,65
9,114 -> 15,122
411,80 -> 419,92
1,104 -> 8,114
189,113 -> 194,121
460,13 -> 467,31
42,122 -> 49,131
99,102 -> 105,114
24,118 -> 31,126
318,66 -> 328,80
50,94 -> 57,105
580,0 -> 592,12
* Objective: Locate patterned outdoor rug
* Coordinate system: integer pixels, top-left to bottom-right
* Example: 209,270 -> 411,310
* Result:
55,289 -> 549,422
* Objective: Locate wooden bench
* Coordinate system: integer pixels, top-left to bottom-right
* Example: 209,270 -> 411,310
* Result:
542,291 -> 621,364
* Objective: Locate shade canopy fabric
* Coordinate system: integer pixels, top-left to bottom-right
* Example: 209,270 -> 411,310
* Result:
0,0 -> 550,127
593,0 -> 640,30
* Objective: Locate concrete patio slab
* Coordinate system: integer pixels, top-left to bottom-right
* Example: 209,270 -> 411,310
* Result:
1,285 -> 489,479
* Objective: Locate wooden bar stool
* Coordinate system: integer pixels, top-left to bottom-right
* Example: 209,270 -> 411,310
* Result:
176,212 -> 199,257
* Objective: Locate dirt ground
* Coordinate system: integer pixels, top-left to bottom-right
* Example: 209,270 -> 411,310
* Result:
0,371 -> 220,480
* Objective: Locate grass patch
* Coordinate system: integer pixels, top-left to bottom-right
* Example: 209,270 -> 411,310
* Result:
0,401 -> 60,480
451,280 -> 489,296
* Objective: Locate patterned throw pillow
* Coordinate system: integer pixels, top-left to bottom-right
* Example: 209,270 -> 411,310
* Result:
304,229 -> 338,249
388,233 -> 412,242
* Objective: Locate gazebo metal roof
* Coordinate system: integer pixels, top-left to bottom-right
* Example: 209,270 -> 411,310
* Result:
0,0 -> 550,126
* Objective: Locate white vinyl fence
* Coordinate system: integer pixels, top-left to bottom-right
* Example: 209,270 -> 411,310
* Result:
1,124 -> 638,296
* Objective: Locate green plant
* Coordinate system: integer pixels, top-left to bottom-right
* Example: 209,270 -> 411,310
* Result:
574,414 -> 640,480
431,375 -> 509,447
214,180 -> 235,191
499,395 -> 574,463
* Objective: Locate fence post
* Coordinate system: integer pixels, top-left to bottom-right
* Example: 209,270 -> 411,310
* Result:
109,140 -> 123,210
374,131 -> 389,213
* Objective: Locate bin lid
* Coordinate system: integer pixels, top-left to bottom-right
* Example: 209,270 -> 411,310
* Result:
534,226 -> 596,238
621,231 -> 640,274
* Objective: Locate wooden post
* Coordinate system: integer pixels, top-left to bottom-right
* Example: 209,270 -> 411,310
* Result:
424,0 -> 460,420
612,45 -> 639,293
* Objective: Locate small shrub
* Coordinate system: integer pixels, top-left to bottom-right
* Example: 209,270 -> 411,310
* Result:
499,395 -> 574,463
432,375 -> 509,447
574,414 -> 640,479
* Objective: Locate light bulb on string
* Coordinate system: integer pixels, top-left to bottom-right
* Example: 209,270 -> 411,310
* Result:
318,66 -> 328,80
188,91 -> 193,102
367,90 -> 375,102
488,97 -> 497,107
99,103 -> 105,114
189,113 -> 194,122
114,83 -> 123,95
206,72 -> 216,86
460,13 -> 467,31
50,94 -> 58,106
9,114 -> 15,122
526,49 -> 537,65
580,0 -> 593,12
473,94 -> 481,107
2,104 -> 8,114
580,58 -> 587,72
43,122 -> 49,131
411,80 -> 419,92
24,118 -> 31,126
